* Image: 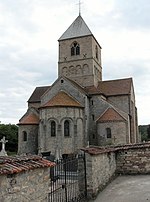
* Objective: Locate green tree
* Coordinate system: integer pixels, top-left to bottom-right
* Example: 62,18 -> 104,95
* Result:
139,125 -> 149,141
0,124 -> 18,152
147,125 -> 150,139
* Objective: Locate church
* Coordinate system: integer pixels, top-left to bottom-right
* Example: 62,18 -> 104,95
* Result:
18,15 -> 140,157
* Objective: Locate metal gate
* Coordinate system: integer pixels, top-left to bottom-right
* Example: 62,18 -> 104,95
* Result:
48,153 -> 87,202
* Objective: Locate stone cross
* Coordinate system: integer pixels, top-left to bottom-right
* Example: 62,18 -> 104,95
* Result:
0,136 -> 8,156
38,146 -> 42,156
113,136 -> 117,143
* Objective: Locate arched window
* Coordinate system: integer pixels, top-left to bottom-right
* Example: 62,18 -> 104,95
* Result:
106,128 -> 111,138
64,120 -> 70,137
51,121 -> 56,137
71,42 -> 80,56
23,131 -> 27,141
95,45 -> 98,60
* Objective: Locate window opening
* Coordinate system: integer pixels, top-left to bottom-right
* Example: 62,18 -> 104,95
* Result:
96,45 -> 98,60
23,131 -> 27,141
51,121 -> 56,137
92,134 -> 95,139
106,128 -> 111,138
71,42 -> 80,56
64,120 -> 70,136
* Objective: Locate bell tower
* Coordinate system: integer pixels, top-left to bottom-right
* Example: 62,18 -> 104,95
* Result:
58,15 -> 102,87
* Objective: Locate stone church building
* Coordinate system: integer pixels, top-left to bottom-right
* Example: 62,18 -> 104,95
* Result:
18,15 -> 139,157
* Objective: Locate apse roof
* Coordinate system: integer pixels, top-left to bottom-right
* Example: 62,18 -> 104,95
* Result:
40,91 -> 83,108
59,15 -> 93,41
18,113 -> 39,125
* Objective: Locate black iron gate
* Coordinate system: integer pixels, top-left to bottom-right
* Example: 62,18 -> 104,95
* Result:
48,153 -> 87,202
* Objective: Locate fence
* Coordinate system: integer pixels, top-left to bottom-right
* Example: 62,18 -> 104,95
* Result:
48,154 -> 87,202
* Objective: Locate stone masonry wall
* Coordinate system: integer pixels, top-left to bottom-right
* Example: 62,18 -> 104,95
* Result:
18,125 -> 38,155
85,151 -> 116,199
117,147 -> 150,174
83,144 -> 150,199
0,167 -> 50,202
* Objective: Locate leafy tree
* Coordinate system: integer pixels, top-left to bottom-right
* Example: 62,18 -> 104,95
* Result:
147,125 -> 150,139
139,125 -> 149,141
0,124 -> 18,152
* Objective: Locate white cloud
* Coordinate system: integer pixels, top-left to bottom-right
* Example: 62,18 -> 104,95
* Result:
0,0 -> 150,125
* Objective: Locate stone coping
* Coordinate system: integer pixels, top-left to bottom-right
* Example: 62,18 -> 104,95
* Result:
82,142 -> 150,155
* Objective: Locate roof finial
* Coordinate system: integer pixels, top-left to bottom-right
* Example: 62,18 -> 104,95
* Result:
78,0 -> 82,16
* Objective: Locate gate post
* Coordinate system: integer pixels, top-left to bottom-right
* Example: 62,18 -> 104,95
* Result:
78,151 -> 87,199
63,154 -> 68,202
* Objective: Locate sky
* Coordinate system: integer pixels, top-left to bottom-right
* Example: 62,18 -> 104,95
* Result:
0,0 -> 150,125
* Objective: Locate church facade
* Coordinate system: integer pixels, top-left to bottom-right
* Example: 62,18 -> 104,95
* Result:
18,15 -> 140,157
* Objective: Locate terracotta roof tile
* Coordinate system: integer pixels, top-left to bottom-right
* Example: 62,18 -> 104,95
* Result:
18,113 -> 39,125
97,108 -> 126,122
40,91 -> 83,108
82,142 -> 150,155
85,78 -> 132,96
0,155 -> 55,175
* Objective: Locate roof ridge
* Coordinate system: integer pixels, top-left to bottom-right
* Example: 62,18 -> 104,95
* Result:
100,77 -> 132,83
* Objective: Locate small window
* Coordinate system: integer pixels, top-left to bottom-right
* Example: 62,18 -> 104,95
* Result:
91,100 -> 94,105
106,128 -> 111,138
71,46 -> 74,56
51,121 -> 56,137
92,115 -> 95,120
61,79 -> 64,84
71,42 -> 80,56
64,120 -> 70,137
96,45 -> 98,60
76,45 -> 80,55
23,131 -> 27,141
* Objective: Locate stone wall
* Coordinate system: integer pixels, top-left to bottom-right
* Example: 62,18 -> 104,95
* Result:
117,147 -> 150,174
97,121 -> 129,145
85,151 -> 116,199
58,35 -> 102,87
0,167 -> 50,202
39,107 -> 84,156
18,125 -> 38,155
83,143 -> 150,199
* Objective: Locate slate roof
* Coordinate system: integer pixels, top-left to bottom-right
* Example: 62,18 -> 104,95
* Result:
59,15 -> 93,41
97,107 -> 127,122
28,86 -> 50,103
40,91 -> 83,108
0,155 -> 55,175
18,113 -> 39,125
85,78 -> 132,96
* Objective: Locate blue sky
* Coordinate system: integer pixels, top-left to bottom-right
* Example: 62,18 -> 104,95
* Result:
0,0 -> 150,125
